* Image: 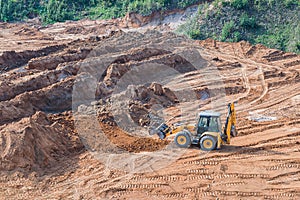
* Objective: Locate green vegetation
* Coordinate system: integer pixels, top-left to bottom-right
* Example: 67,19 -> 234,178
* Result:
239,13 -> 257,29
229,0 -> 249,9
221,21 -> 235,41
0,0 -> 204,23
177,0 -> 300,53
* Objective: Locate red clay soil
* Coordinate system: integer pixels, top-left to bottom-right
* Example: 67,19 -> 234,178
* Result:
0,22 -> 299,199
99,122 -> 169,153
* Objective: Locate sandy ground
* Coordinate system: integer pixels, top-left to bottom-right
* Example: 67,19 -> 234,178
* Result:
0,11 -> 299,200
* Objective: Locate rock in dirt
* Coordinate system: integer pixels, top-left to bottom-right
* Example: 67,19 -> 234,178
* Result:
150,82 -> 164,96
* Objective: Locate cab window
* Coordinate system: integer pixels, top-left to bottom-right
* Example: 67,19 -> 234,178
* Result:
199,117 -> 208,127
208,116 -> 219,132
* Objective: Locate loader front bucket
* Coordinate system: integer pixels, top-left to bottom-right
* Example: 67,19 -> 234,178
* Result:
155,123 -> 170,140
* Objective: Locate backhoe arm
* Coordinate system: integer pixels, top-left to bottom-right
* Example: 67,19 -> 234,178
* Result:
223,102 -> 237,144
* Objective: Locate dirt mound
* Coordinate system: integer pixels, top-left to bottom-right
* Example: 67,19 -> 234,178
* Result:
0,63 -> 78,102
101,47 -> 189,84
65,26 -> 87,34
27,47 -> 91,70
0,77 -> 75,126
64,24 -> 120,35
0,112 -> 83,172
99,122 -> 169,153
126,83 -> 178,126
0,45 -> 65,72
82,82 -> 177,152
13,25 -> 45,37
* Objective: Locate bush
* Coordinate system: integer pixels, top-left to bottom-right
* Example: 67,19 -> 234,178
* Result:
283,0 -> 299,8
176,12 -> 206,40
221,21 -> 235,41
233,31 -> 241,42
255,32 -> 286,51
189,29 -> 201,39
240,13 -> 257,28
230,0 -> 249,9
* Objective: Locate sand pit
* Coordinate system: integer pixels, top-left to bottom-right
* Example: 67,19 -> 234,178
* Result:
0,21 -> 299,199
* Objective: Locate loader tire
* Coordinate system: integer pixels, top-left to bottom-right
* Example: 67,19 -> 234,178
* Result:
174,132 -> 191,148
200,136 -> 217,151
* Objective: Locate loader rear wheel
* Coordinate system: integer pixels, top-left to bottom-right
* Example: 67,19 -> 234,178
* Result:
174,132 -> 191,148
200,136 -> 217,151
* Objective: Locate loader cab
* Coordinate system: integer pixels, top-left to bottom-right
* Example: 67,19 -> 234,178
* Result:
197,111 -> 221,135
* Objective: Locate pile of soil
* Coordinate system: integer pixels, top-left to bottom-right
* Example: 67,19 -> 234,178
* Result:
0,112 -> 83,172
99,122 -> 169,153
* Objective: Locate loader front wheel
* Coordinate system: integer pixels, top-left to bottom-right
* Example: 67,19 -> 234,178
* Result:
200,136 -> 217,151
174,132 -> 191,148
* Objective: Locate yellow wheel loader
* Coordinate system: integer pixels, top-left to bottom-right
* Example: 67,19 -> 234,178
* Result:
155,102 -> 238,151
